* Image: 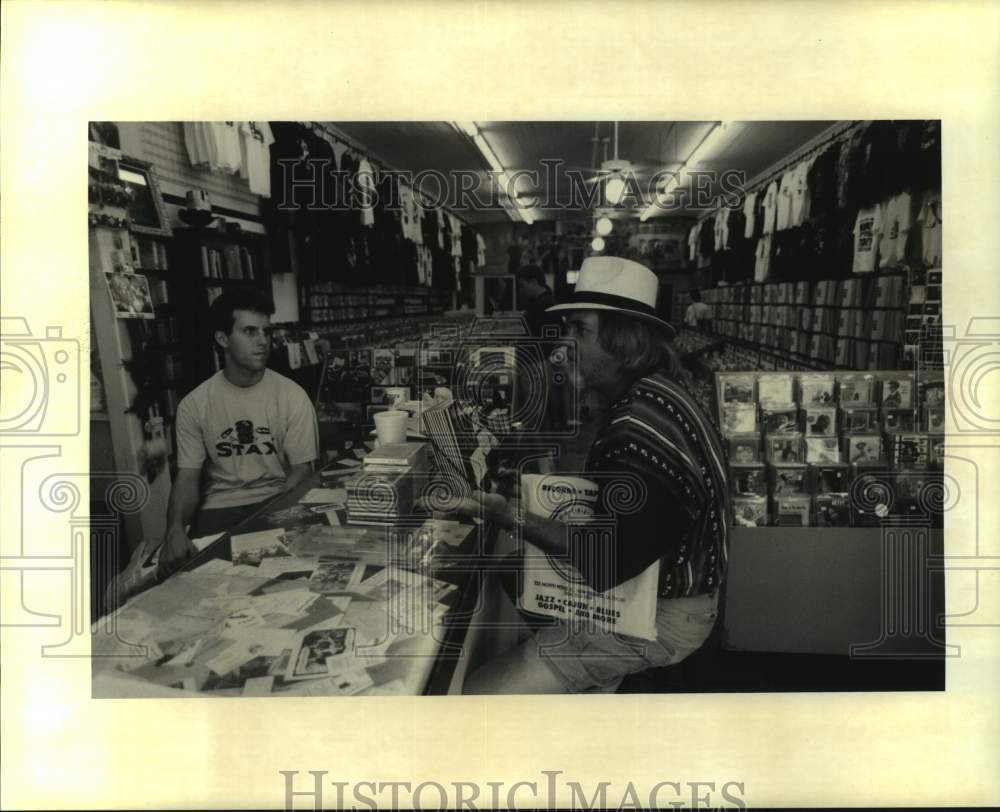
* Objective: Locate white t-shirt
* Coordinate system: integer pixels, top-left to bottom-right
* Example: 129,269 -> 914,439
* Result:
183,122 -> 242,175
356,158 -> 376,227
754,235 -> 772,282
238,122 -> 275,197
476,233 -> 487,267
714,209 -> 727,252
688,223 -> 700,261
684,301 -> 713,327
743,190 -> 757,239
852,206 -> 883,274
775,171 -> 795,231
176,370 -> 319,509
917,190 -> 942,267
790,158 -> 814,226
879,192 -> 913,268
761,181 -> 779,235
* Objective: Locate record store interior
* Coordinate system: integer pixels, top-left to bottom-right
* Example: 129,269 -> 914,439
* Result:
88,120 -> 945,696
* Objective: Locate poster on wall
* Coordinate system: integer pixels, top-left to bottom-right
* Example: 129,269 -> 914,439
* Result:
104,270 -> 155,319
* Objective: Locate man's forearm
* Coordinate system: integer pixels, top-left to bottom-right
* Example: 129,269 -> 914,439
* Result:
494,506 -> 571,559
166,478 -> 200,535
284,462 -> 314,492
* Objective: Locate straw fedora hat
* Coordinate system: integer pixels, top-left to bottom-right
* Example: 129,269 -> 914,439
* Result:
546,256 -> 676,337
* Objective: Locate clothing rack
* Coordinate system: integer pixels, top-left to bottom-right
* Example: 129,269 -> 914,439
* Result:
697,120 -> 864,224
307,121 -> 476,232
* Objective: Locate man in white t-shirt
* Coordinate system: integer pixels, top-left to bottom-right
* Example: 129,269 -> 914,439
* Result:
160,288 -> 319,568
683,289 -> 713,329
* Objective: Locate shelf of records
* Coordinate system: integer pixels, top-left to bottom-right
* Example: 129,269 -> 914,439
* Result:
699,270 -> 942,369
315,317 -> 490,434
716,369 -> 945,528
302,282 -> 454,328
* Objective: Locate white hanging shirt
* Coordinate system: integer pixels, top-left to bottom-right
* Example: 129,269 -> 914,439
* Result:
761,180 -> 779,235
688,222 -> 700,261
714,209 -> 728,252
754,236 -> 772,282
356,158 -> 376,227
852,205 -> 883,274
879,192 -> 913,268
184,122 -> 242,175
775,170 -> 795,231
789,158 -> 814,227
743,189 -> 757,239
917,190 -> 942,268
477,234 -> 487,267
239,122 -> 275,197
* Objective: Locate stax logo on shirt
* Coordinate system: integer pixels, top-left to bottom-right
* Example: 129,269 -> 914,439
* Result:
215,420 -> 277,457
858,216 -> 876,251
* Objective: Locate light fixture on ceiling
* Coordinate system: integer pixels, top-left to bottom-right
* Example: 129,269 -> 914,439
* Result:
454,121 -> 525,224
639,121 -> 732,221
595,216 -> 613,236
604,176 -> 627,206
591,237 -> 605,253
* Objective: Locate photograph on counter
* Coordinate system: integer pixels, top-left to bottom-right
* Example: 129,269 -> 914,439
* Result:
837,374 -> 875,405
733,495 -> 768,528
719,373 -> 756,404
842,407 -> 879,433
770,463 -> 808,495
880,376 -> 913,408
308,558 -> 364,594
757,373 -> 794,407
883,408 -> 916,433
806,437 -> 841,464
230,529 -> 290,566
762,407 -> 799,434
731,464 -> 767,497
728,435 -> 761,463
286,626 -> 356,682
768,434 -> 804,463
847,434 -> 883,463
105,270 -> 155,319
798,373 -> 835,405
804,407 -> 837,436
722,403 -> 757,436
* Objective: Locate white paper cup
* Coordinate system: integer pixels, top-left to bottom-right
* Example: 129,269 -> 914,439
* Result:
374,410 -> 408,445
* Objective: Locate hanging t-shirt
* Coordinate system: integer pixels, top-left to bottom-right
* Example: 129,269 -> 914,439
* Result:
476,233 -> 487,267
238,122 -> 275,197
790,157 -> 814,226
688,223 -> 700,262
184,122 -> 243,174
743,189 -> 757,239
714,209 -> 727,252
699,215 -> 715,260
761,180 -> 779,235
775,171 -> 796,231
852,205 -> 883,274
398,183 -> 422,243
754,235 -> 772,282
175,370 -> 319,510
879,192 -> 913,268
356,158 -> 376,227
917,190 -> 942,268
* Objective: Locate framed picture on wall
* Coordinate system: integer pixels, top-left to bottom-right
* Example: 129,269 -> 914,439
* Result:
117,156 -> 172,238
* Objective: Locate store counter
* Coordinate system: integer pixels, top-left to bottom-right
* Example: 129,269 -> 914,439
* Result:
91,463 -> 494,697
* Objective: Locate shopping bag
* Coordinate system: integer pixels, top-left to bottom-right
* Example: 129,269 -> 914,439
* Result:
516,474 -> 659,641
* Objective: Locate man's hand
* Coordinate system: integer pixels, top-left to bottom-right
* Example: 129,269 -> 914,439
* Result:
455,491 -> 514,528
160,526 -> 197,569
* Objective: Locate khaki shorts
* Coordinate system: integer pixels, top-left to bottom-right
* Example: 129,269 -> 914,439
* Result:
532,591 -> 719,692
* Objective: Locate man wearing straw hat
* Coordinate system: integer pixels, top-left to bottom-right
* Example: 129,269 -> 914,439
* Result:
456,256 -> 730,694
